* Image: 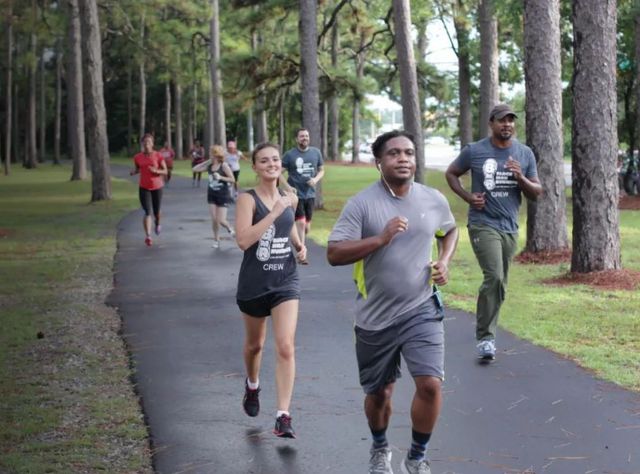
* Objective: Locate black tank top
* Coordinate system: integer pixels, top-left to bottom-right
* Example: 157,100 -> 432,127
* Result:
207,164 -> 231,199
236,190 -> 299,300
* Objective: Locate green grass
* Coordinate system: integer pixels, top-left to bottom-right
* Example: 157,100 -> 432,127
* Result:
304,162 -> 640,391
0,164 -> 151,473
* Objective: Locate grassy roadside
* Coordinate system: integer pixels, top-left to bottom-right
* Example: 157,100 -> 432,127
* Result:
0,165 -> 151,473
279,161 -> 640,391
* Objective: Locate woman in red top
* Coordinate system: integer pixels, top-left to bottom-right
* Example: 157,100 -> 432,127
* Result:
130,134 -> 168,246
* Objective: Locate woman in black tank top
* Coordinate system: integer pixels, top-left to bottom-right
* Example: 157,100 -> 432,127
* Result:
234,143 -> 307,439
192,145 -> 236,248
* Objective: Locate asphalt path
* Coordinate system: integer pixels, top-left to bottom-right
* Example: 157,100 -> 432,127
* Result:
109,167 -> 639,474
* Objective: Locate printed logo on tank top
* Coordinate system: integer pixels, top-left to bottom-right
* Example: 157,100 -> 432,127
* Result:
256,224 -> 292,271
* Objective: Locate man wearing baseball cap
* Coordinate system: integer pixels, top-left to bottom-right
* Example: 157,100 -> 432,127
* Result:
445,103 -> 542,361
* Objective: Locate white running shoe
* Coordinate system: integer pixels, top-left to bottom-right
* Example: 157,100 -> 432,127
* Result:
369,447 -> 393,474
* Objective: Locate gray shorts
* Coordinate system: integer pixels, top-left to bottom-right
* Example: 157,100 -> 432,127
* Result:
354,298 -> 444,394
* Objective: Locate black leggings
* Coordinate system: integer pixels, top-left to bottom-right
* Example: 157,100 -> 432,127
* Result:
139,187 -> 163,217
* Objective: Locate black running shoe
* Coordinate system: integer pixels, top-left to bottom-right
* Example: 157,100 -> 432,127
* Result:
242,381 -> 260,417
273,414 -> 296,438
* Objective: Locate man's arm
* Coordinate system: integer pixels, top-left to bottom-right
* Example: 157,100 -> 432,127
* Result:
445,163 -> 486,209
308,166 -> 325,188
327,216 -> 408,266
431,227 -> 459,286
505,156 -> 543,200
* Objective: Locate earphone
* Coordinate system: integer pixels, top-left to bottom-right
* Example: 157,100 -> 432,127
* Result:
377,161 -> 397,198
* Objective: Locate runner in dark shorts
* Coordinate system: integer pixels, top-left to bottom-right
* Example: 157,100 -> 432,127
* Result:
328,130 -> 459,474
235,143 -> 307,439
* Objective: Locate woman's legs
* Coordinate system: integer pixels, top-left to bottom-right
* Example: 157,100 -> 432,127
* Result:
215,206 -> 233,234
208,204 -> 220,242
270,299 -> 299,413
243,314 -> 267,384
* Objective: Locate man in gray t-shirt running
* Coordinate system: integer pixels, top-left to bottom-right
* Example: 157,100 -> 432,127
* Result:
445,103 -> 542,361
328,130 -> 458,474
281,128 -> 325,246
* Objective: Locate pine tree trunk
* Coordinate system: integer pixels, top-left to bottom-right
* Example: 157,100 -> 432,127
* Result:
139,62 -> 146,141
175,82 -> 183,159
4,0 -> 13,176
524,0 -> 568,253
79,0 -> 111,201
278,99 -> 284,151
247,108 -> 254,151
479,0 -> 499,138
13,82 -> 20,165
138,13 -> 146,142
321,100 -> 328,161
39,52 -> 46,162
165,82 -> 172,147
635,12 -> 640,172
392,0 -> 424,183
351,99 -> 360,164
454,13 -> 473,147
54,45 -> 62,165
27,4 -> 38,169
66,0 -> 87,180
210,0 -> 226,146
571,0 -> 620,272
328,18 -> 339,162
127,66 -> 133,155
299,0 -> 321,148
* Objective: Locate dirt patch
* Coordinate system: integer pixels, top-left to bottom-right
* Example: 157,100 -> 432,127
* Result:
517,249 -> 639,291
544,269 -> 640,291
516,248 -> 572,265
619,194 -> 640,210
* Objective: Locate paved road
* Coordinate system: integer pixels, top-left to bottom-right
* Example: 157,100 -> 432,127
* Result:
109,169 -> 638,474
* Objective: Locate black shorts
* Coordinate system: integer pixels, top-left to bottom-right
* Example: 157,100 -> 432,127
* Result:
207,191 -> 231,207
232,170 -> 240,182
295,198 -> 315,222
139,187 -> 162,216
237,290 -> 300,318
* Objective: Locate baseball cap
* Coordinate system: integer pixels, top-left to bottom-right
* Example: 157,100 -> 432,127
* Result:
489,104 -> 518,121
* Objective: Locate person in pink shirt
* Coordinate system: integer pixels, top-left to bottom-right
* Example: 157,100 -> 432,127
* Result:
130,134 -> 168,246
159,141 -> 175,183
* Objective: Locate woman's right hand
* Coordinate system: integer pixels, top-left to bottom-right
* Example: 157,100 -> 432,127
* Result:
271,192 -> 294,217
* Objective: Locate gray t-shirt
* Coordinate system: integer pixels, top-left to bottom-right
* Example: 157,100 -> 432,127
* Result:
328,181 -> 456,331
282,146 -> 324,199
451,137 -> 538,233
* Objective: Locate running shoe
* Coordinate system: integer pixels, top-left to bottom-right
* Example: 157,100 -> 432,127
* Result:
144,236 -> 152,247
228,228 -> 236,237
369,447 -> 393,474
155,224 -> 162,235
273,414 -> 295,438
211,240 -> 220,249
242,381 -> 260,417
477,339 -> 496,360
401,455 -> 431,474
